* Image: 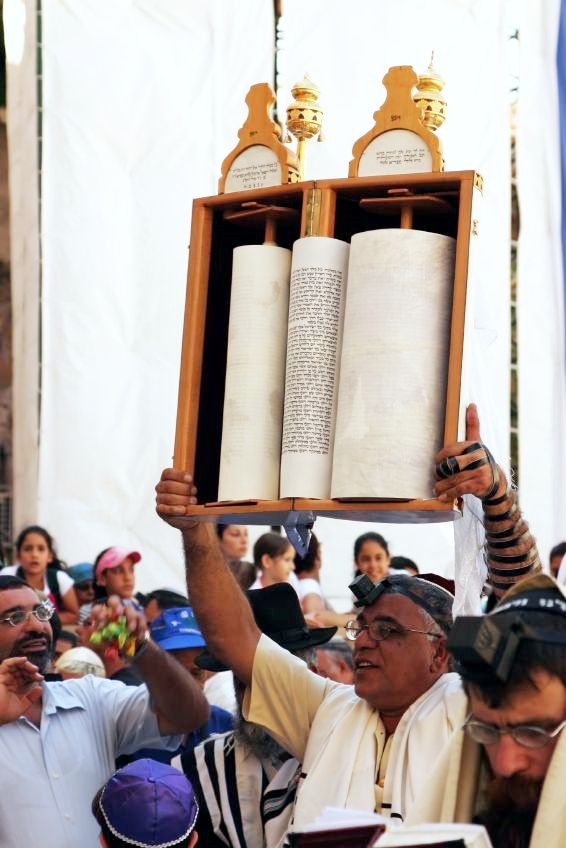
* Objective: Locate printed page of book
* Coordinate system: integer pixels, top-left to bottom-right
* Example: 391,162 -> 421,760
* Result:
331,229 -> 455,500
280,236 -> 350,498
294,806 -> 388,832
218,243 -> 291,501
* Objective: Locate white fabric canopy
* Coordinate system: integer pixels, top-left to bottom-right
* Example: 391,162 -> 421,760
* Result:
274,0 -> 510,605
34,1 -> 275,589
6,1 -> 531,603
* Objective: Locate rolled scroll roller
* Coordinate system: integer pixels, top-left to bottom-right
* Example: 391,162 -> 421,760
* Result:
218,243 -> 292,502
331,228 -> 456,500
280,236 -> 350,499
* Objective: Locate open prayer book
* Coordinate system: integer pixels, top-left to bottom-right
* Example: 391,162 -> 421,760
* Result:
374,823 -> 493,847
287,809 -> 493,848
287,807 -> 387,847
218,230 -> 456,504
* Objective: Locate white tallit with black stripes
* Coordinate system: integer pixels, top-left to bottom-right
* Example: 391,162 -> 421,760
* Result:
182,731 -> 300,848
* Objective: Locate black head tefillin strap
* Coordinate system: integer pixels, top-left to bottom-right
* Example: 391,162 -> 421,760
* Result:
448,590 -> 566,683
349,574 -> 453,634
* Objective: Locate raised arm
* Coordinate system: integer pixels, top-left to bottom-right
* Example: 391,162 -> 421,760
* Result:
155,469 -> 261,684
433,404 -> 541,597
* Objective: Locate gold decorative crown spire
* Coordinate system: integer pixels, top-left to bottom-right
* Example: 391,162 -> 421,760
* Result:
413,53 -> 447,132
284,75 -> 324,181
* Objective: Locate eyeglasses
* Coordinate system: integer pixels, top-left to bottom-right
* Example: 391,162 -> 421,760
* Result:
0,601 -> 55,628
344,619 -> 441,642
463,716 -> 566,749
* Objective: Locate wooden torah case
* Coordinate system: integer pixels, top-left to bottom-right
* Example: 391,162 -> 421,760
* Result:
173,170 -> 481,527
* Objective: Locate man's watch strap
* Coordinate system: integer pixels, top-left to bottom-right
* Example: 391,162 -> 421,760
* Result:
131,629 -> 151,661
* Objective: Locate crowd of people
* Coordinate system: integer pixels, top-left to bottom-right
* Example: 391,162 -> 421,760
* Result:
0,405 -> 563,847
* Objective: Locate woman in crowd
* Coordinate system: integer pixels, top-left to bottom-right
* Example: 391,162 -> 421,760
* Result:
216,524 -> 256,590
249,532 -> 297,591
2,525 -> 79,624
217,524 -> 249,561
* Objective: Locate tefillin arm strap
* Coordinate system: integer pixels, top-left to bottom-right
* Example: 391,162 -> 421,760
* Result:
477,452 -> 541,596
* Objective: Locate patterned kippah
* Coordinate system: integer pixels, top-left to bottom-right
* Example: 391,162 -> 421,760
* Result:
353,574 -> 454,634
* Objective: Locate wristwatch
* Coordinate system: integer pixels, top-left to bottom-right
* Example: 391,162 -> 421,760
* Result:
131,629 -> 151,662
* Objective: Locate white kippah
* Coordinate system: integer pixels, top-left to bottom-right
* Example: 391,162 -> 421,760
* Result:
55,646 -> 105,677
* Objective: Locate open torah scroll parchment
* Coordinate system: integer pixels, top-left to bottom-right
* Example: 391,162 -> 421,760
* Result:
218,230 -> 455,502
331,229 -> 455,500
280,237 -> 350,498
218,244 -> 291,501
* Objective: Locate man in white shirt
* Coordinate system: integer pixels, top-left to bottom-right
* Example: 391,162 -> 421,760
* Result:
0,574 -> 210,848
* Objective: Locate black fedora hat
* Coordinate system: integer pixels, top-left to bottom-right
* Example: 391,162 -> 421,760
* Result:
195,583 -> 337,671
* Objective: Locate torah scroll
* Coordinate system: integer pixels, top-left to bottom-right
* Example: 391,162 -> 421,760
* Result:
218,243 -> 291,501
331,229 -> 456,500
279,237 -> 350,498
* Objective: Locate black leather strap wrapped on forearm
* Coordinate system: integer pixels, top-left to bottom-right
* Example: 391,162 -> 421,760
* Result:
482,477 -> 541,596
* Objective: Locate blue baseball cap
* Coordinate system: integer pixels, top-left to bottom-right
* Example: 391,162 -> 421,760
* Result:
68,562 -> 94,585
99,758 -> 198,847
150,606 -> 206,651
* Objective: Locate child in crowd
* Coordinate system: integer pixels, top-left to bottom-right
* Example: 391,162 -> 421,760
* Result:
389,555 -> 419,576
2,525 -> 79,624
249,532 -> 297,591
94,546 -> 143,610
68,561 -> 95,622
352,531 -> 391,582
306,531 -> 392,631
150,607 -> 234,750
92,758 -> 199,848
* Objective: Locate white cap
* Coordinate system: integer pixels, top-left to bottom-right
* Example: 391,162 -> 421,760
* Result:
55,647 -> 105,677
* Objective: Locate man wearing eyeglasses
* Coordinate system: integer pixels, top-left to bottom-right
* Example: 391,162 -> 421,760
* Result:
0,574 -> 210,848
156,406 -> 541,839
405,572 -> 566,848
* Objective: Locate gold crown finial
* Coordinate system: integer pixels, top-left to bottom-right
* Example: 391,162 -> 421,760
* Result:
413,54 -> 446,132
285,74 -> 324,181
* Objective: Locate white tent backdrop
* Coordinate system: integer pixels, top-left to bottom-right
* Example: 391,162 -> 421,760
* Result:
6,1 -> 527,601
516,0 -> 566,566
35,1 -> 275,590
269,0 -> 511,607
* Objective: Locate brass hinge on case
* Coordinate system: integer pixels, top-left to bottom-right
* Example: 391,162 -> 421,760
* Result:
305,188 -> 322,236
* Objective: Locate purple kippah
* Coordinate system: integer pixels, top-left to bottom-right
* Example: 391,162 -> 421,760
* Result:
99,758 -> 198,847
